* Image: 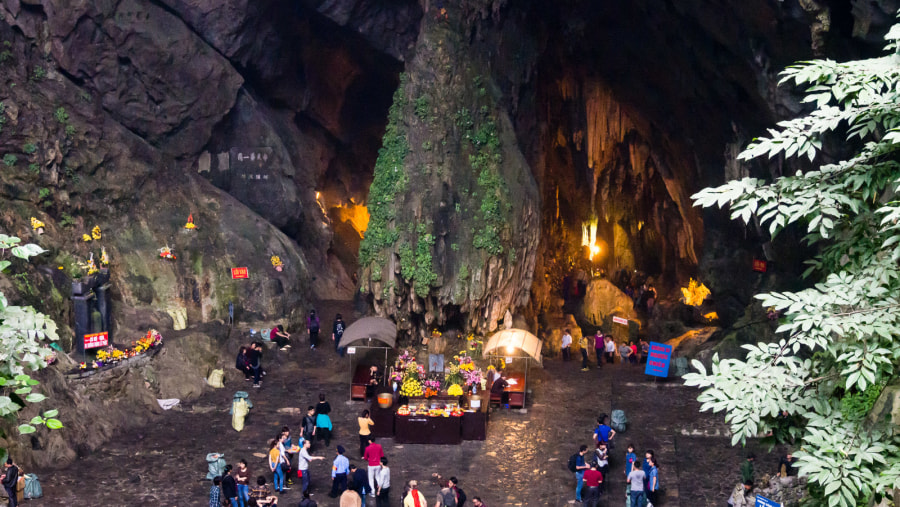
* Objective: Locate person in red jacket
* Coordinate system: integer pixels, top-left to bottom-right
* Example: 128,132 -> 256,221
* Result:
363,437 -> 384,495
582,462 -> 603,507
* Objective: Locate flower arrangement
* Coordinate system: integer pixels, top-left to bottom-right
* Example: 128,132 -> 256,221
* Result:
79,256 -> 98,276
447,384 -> 464,396
82,234 -> 92,242
463,368 -> 484,387
100,247 -> 109,266
271,255 -> 283,271
399,376 -> 423,397
184,213 -> 195,229
92,330 -> 163,369
159,245 -> 177,260
30,217 -> 45,233
91,225 -> 101,240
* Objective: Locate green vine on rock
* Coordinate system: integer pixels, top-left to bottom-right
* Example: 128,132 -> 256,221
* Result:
360,74 -> 410,269
463,107 -> 509,256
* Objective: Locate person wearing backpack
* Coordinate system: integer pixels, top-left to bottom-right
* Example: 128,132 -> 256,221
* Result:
307,309 -> 321,349
569,445 -> 589,503
332,314 -> 346,357
435,479 -> 457,507
1,458 -> 18,507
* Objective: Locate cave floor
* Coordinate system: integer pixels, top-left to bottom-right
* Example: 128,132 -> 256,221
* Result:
37,322 -> 783,506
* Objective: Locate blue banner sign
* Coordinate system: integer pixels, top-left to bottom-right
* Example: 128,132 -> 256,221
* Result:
644,342 -> 672,377
756,495 -> 782,507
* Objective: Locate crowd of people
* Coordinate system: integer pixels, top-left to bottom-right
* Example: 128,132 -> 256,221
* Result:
569,415 -> 660,507
560,329 -> 649,372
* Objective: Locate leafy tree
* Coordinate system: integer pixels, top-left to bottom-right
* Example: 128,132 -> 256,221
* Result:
686,21 -> 900,507
0,234 -> 62,436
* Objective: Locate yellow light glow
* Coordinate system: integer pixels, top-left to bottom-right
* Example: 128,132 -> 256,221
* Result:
581,217 -> 601,260
316,191 -> 321,199
703,312 -> 719,321
681,278 -> 711,306
506,345 -> 514,354
332,203 -> 370,237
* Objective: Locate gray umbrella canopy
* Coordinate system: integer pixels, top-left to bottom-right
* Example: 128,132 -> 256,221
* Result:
338,317 -> 398,349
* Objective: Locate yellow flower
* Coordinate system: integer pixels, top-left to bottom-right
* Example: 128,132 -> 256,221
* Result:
271,255 -> 283,267
30,217 -> 45,230
447,384 -> 464,396
82,234 -> 92,242
100,247 -> 109,265
91,225 -> 101,240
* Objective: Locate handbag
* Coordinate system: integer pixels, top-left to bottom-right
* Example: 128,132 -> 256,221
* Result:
280,462 -> 290,473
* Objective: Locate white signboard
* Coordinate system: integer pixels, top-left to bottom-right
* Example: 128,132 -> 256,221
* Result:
347,347 -> 356,355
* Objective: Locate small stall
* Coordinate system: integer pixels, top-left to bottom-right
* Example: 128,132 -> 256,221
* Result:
338,317 -> 397,401
483,328 -> 543,409
394,396 -> 465,444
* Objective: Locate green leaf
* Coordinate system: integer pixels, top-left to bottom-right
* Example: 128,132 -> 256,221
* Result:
17,424 -> 35,435
24,393 -> 46,403
42,409 -> 58,418
45,419 -> 63,430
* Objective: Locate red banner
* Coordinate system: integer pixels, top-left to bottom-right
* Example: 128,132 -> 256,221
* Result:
612,316 -> 629,326
752,259 -> 767,273
84,331 -> 109,350
231,267 -> 249,279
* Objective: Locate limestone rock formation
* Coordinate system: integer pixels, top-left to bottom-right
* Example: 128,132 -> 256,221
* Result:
580,279 -> 638,327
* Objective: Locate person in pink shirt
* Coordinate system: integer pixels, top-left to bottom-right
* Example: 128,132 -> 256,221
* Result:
363,437 -> 384,496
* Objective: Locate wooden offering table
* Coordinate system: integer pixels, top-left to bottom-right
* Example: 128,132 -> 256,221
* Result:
504,372 -> 526,408
394,413 -> 462,445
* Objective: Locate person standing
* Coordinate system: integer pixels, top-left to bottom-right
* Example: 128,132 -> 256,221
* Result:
471,498 -> 486,507
268,438 -> 286,494
627,462 -> 646,507
333,314 -> 346,357
358,410 -> 375,457
236,346 -> 252,381
582,462 -> 603,507
646,457 -> 660,506
629,341 -> 639,365
315,393 -> 332,417
222,465 -> 238,507
1,458 -> 18,507
640,339 -> 649,364
307,309 -> 321,349
604,335 -> 616,364
248,342 -> 263,388
329,446 -> 350,498
579,334 -> 590,371
235,459 -> 251,507
624,444 -> 637,480
449,477 -> 466,507
593,331 -> 604,366
561,329 -> 572,362
316,410 -> 333,447
643,450 -> 655,490
593,414 -> 616,448
404,480 -> 427,507
435,480 -> 457,507
375,458 -> 391,507
297,439 -> 324,496
349,464 -> 369,504
301,406 -> 317,451
574,445 -> 589,503
364,437 -> 384,495
210,476 -> 222,507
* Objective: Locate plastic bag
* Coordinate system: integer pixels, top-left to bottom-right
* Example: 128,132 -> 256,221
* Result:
207,368 -> 225,388
23,474 -> 41,499
206,452 -> 226,479
232,399 -> 248,432
611,409 -> 628,433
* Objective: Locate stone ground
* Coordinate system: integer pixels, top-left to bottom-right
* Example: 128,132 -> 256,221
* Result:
35,302 -> 785,506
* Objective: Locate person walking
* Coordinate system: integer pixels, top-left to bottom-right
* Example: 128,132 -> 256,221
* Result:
301,406 -> 317,451
307,309 -> 321,349
573,445 -> 589,503
375,458 -> 391,507
363,437 -> 384,496
316,409 -> 333,447
329,446 -> 350,498
222,464 -> 238,507
358,410 -> 375,457
627,461 -> 646,507
333,313 -> 346,357
1,458 -> 19,507
561,329 -> 572,361
579,335 -> 590,371
297,439 -> 324,496
349,464 -> 369,505
235,459 -> 251,507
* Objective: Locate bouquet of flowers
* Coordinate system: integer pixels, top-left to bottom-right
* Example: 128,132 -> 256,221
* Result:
30,217 -> 45,232
463,368 -> 484,387
423,379 -> 441,396
447,384 -> 464,396
399,376 -> 423,397
184,214 -> 196,229
159,245 -> 177,260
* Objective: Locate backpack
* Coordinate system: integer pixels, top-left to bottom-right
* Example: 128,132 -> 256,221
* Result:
455,486 -> 467,506
567,453 -> 579,472
308,316 -> 320,333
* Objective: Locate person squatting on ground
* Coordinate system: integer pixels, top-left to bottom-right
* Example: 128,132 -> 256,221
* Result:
250,476 -> 278,506
270,324 -> 291,350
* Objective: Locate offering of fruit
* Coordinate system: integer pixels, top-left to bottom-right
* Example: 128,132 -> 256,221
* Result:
397,405 -> 410,416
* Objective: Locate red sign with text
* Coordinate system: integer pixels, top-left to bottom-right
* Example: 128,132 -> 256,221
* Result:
612,316 -> 629,326
231,267 -> 249,279
752,259 -> 767,273
84,331 -> 109,350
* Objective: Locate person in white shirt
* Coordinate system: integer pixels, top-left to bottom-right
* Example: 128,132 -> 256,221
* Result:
375,457 -> 390,507
604,336 -> 616,364
561,329 -> 573,362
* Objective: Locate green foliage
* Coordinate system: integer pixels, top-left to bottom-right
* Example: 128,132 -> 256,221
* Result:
54,107 -> 68,124
38,188 -> 50,200
59,213 -> 75,228
64,125 -> 76,137
359,74 -> 409,268
31,66 -> 46,81
686,24 -> 900,507
0,235 -> 60,438
22,143 -> 36,155
413,230 -> 437,297
2,154 -> 16,167
414,96 -> 431,121
0,50 -> 10,64
27,163 -> 39,175
399,243 -> 415,281
458,264 -> 469,280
